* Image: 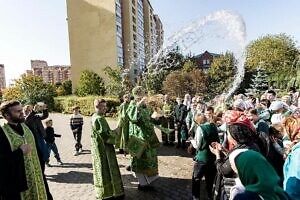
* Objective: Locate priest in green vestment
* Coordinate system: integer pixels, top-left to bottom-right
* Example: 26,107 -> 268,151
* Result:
126,86 -> 160,190
115,93 -> 130,154
91,99 -> 124,200
0,100 -> 47,200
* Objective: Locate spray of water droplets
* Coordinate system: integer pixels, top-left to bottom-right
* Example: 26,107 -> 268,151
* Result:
147,10 -> 247,100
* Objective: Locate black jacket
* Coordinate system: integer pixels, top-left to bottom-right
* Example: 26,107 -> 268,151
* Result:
0,126 -> 27,197
45,127 -> 61,143
24,109 -> 49,162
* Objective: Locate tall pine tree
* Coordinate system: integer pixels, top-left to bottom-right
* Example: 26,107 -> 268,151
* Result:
246,65 -> 269,95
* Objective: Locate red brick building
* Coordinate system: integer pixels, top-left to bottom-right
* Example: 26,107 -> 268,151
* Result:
28,60 -> 71,84
193,51 -> 220,72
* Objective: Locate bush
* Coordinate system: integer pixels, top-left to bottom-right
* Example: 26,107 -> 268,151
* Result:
76,70 -> 106,96
54,95 -> 120,117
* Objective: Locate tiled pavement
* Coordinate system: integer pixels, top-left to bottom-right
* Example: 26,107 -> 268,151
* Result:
43,113 -> 201,200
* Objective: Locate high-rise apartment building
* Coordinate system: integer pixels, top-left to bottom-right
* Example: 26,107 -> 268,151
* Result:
66,0 -> 163,87
121,0 -> 146,83
66,0 -> 121,90
143,0 -> 158,65
0,64 -> 6,89
154,14 -> 164,52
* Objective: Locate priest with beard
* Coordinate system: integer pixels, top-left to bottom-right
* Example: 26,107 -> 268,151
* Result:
0,100 -> 47,200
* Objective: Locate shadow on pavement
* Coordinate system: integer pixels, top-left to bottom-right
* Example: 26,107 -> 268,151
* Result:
79,149 -> 91,155
121,174 -> 196,200
157,144 -> 193,158
54,162 -> 93,169
47,171 -> 93,184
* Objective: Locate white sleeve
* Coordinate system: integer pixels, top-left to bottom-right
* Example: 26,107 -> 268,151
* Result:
191,126 -> 203,150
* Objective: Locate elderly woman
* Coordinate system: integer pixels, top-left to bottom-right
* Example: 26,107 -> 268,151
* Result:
229,150 -> 289,200
282,116 -> 300,199
209,111 -> 261,200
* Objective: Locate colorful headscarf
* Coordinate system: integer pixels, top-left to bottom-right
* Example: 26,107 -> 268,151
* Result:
283,116 -> 300,142
223,110 -> 256,133
282,116 -> 300,155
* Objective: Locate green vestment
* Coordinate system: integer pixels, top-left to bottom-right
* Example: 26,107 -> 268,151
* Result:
161,103 -> 175,142
126,101 -> 159,177
116,102 -> 130,151
2,123 -> 47,200
91,113 -> 124,199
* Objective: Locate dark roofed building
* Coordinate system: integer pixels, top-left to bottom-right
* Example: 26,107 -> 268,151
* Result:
193,51 -> 220,72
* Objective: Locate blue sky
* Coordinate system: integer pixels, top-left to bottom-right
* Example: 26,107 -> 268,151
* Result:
1,0 -> 300,84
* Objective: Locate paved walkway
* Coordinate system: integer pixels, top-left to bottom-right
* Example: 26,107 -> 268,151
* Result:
44,113 -> 198,200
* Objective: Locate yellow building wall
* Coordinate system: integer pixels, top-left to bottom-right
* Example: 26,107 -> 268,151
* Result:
66,0 -> 118,90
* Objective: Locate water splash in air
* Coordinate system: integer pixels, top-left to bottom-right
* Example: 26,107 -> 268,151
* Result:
147,10 -> 247,100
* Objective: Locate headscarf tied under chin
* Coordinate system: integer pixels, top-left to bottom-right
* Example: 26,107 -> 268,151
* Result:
282,116 -> 300,155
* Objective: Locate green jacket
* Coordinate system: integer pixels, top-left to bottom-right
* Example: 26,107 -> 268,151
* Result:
194,123 -> 219,163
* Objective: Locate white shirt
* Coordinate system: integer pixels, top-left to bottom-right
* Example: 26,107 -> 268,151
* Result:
191,124 -> 204,150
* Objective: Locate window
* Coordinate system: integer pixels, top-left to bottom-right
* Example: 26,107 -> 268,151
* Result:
133,42 -> 137,50
132,0 -> 135,6
134,69 -> 138,75
132,16 -> 136,23
116,15 -> 122,24
117,36 -> 122,46
133,34 -> 137,41
116,4 -> 121,14
203,60 -> 207,65
206,59 -> 210,64
116,25 -> 122,34
132,7 -> 136,14
133,25 -> 136,32
118,57 -> 123,64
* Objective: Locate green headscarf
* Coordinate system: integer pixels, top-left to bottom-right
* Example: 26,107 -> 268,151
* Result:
234,150 -> 289,200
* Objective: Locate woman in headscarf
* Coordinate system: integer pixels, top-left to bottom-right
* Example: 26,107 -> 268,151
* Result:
282,116 -> 300,199
229,150 -> 289,200
209,110 -> 261,200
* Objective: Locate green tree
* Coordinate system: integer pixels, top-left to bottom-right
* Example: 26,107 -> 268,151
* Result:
246,66 -> 269,95
207,52 -> 236,98
62,80 -> 72,95
3,86 -> 22,101
104,66 -> 123,96
163,69 -> 207,97
182,59 -> 197,72
76,70 -> 105,96
3,75 -> 56,109
245,34 -> 298,73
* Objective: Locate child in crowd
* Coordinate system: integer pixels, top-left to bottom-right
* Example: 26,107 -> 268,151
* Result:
70,106 -> 84,156
45,118 -> 63,166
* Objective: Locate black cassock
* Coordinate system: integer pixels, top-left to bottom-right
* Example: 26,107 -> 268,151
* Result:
0,126 -> 27,200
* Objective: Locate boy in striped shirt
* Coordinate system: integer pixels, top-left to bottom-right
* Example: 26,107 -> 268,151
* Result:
70,106 -> 84,156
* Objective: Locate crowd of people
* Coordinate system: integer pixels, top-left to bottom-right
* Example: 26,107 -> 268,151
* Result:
152,88 -> 299,200
0,86 -> 299,200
